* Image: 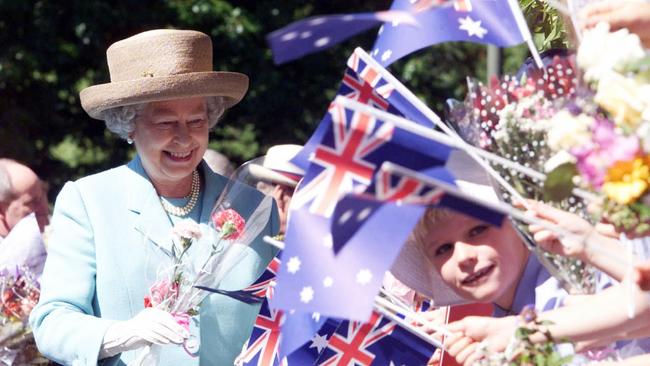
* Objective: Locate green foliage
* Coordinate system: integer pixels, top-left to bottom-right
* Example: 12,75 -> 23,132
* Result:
519,0 -> 570,51
0,0 -> 530,201
543,162 -> 577,202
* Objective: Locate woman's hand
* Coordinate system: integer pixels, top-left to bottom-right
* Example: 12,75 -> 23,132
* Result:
99,308 -> 188,359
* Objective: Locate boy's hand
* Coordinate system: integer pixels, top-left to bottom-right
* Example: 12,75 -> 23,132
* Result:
446,315 -> 517,354
443,332 -> 483,366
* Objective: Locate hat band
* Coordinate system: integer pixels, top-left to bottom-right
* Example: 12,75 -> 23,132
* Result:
270,169 -> 303,184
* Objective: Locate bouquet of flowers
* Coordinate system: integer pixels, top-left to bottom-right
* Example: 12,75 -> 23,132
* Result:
541,23 -> 650,237
447,54 -> 599,294
0,266 -> 48,365
134,164 -> 276,365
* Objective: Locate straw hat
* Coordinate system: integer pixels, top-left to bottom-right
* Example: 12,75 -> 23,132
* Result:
80,29 -> 249,119
248,144 -> 304,187
390,150 -> 502,306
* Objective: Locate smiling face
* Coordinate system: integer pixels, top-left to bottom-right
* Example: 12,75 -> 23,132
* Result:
418,211 -> 528,308
132,97 -> 209,195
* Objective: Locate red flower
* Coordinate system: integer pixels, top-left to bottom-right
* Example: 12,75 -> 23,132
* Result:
144,296 -> 152,308
211,209 -> 245,240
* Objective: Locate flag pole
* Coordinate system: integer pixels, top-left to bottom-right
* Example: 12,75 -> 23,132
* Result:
382,161 -> 634,268
335,95 -> 598,203
506,0 -> 544,69
355,49 -> 534,209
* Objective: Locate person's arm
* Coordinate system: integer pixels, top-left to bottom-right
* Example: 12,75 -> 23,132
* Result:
448,281 -> 650,351
526,201 -> 632,281
29,182 -> 116,365
29,182 -> 186,365
581,0 -> 650,47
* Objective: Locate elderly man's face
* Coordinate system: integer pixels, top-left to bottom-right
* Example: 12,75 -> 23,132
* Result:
133,97 -> 209,191
1,171 -> 49,234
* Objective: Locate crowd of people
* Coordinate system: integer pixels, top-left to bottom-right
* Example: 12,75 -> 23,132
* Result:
1,0 -> 650,365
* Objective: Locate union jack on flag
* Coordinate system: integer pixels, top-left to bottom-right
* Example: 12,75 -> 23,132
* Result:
236,256 -> 286,366
235,299 -> 286,366
291,48 -> 438,173
317,312 -> 395,366
315,311 -> 437,365
290,106 -> 395,218
374,163 -> 446,205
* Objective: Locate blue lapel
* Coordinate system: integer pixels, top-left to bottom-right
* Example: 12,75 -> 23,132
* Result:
127,156 -> 174,257
198,161 -> 228,225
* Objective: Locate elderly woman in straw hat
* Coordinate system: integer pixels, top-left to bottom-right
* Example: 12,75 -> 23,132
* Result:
29,29 -> 278,366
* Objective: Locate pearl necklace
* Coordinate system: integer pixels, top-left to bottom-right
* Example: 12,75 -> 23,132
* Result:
160,170 -> 200,217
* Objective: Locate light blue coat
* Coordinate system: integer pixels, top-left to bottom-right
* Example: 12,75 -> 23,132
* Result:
30,156 -> 278,366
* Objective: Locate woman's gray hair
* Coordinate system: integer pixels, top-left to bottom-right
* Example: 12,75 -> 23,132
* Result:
100,96 -> 227,139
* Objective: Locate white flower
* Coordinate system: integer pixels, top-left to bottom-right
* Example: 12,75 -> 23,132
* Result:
544,150 -> 577,173
546,111 -> 594,151
577,22 -> 646,83
595,71 -> 648,129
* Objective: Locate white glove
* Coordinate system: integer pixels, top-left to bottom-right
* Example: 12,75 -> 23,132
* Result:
99,308 -> 188,359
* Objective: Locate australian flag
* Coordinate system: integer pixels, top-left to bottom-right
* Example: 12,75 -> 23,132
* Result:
271,96 -> 454,322
314,311 -> 436,365
291,47 -> 439,171
373,0 -> 532,66
330,160 -> 505,254
267,11 -> 416,64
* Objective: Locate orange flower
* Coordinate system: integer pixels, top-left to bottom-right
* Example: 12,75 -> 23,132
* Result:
603,156 -> 650,204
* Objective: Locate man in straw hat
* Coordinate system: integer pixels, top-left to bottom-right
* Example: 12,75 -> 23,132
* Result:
248,144 -> 304,237
29,29 -> 278,366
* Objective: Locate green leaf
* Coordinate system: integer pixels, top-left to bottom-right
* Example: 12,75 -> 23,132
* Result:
543,163 -> 578,202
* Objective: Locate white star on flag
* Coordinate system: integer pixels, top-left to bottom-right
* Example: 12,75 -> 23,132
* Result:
300,286 -> 314,303
458,15 -> 487,38
356,269 -> 373,285
381,49 -> 393,62
323,276 -> 334,288
287,256 -> 301,274
310,333 -> 330,353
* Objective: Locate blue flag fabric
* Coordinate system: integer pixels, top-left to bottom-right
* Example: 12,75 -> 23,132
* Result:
372,0 -> 531,66
267,11 -> 416,64
283,317 -> 343,363
330,162 -> 505,254
291,48 -> 438,171
314,311 -> 436,365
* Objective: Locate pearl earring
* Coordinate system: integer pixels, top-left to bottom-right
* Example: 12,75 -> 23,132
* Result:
127,137 -> 133,145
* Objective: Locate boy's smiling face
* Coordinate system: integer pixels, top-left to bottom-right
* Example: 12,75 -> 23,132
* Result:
421,212 -> 529,308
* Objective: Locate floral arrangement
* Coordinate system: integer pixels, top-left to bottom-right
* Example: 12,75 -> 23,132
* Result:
542,23 -> 650,236
140,209 -> 247,359
447,55 -> 598,294
0,266 -> 48,365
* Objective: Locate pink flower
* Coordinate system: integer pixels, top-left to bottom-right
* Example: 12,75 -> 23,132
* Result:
148,279 -> 178,307
573,118 -> 640,188
211,209 -> 245,240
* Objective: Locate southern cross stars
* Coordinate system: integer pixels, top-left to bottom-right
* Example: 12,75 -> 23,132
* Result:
458,15 -> 487,38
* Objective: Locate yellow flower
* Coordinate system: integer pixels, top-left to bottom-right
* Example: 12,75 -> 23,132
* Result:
603,157 -> 650,204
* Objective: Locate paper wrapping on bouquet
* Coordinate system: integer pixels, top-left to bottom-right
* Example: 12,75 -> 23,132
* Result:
0,214 -> 46,278
445,56 -> 600,295
134,165 -> 277,366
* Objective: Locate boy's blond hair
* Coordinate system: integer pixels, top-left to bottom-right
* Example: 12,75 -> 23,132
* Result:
411,207 -> 454,253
